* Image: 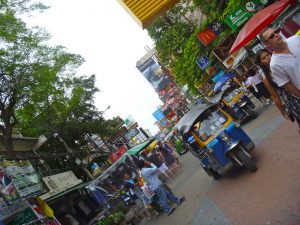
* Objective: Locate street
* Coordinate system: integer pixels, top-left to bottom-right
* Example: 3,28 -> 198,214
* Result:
140,100 -> 300,225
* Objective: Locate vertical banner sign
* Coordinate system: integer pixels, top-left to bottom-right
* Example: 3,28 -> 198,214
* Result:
196,55 -> 210,70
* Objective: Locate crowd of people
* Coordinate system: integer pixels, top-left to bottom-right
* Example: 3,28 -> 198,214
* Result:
122,141 -> 185,220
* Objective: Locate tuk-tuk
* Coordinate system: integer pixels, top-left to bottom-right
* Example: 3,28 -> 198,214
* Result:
212,86 -> 257,121
175,103 -> 256,179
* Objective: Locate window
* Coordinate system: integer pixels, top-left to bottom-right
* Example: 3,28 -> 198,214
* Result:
193,109 -> 227,142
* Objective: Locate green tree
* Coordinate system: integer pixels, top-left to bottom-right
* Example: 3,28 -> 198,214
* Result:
146,0 -> 245,96
0,0 -> 85,157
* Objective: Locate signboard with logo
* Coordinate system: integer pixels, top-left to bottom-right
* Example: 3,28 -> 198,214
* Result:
223,48 -> 248,69
197,21 -> 226,46
207,21 -> 226,35
0,160 -> 45,203
196,55 -> 210,70
225,0 -> 262,31
224,7 -> 251,30
212,35 -> 236,62
124,128 -> 140,141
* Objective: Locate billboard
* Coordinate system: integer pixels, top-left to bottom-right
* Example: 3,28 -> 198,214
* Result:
137,58 -> 172,93
153,108 -> 166,121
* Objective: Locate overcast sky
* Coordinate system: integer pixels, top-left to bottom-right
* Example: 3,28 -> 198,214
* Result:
25,0 -> 162,134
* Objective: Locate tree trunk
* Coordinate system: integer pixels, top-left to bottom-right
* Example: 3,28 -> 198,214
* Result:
1,126 -> 15,158
82,166 -> 94,180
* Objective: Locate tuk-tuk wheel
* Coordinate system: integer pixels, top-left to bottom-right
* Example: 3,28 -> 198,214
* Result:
235,148 -> 257,172
243,107 -> 257,119
207,168 -> 221,180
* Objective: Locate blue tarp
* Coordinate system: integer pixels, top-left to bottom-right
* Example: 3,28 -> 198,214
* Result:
212,70 -> 225,83
213,72 -> 236,92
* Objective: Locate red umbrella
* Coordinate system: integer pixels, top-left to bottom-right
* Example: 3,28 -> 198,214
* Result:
229,0 -> 295,55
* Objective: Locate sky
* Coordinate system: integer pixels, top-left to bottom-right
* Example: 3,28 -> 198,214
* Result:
25,0 -> 162,134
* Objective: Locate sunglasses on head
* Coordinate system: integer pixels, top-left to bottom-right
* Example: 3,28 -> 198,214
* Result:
266,29 -> 280,41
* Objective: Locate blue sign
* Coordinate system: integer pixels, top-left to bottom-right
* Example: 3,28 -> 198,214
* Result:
152,109 -> 166,121
207,21 -> 226,35
196,55 -> 210,70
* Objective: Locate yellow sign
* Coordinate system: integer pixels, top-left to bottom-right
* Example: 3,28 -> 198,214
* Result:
117,0 -> 179,29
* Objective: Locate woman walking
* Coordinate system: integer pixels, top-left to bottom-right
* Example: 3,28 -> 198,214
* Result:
245,68 -> 271,105
256,49 -> 300,133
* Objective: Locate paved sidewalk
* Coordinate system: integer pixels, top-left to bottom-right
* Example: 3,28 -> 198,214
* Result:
140,105 -> 300,225
208,119 -> 300,225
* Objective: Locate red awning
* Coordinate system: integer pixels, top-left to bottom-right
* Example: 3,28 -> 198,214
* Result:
229,0 -> 294,55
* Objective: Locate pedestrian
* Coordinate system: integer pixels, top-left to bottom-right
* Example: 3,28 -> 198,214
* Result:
162,141 -> 182,169
137,160 -> 185,215
147,149 -> 175,180
157,142 -> 178,174
123,173 -> 161,218
256,48 -> 300,132
244,68 -> 271,105
259,27 -> 300,97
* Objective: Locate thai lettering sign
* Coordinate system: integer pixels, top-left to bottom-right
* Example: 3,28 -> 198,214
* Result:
225,0 -> 262,30
224,7 -> 251,30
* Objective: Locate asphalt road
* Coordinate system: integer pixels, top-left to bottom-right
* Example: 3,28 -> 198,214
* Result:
140,101 -> 300,225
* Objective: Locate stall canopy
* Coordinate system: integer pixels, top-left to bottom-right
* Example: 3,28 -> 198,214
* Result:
126,139 -> 154,156
214,72 -> 236,92
229,0 -> 295,54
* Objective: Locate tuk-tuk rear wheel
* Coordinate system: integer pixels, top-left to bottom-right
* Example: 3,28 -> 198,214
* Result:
235,148 -> 257,172
207,168 -> 221,180
243,107 -> 257,119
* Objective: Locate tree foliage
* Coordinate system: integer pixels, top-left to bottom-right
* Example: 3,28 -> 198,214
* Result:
0,0 -> 117,161
147,0 -> 247,96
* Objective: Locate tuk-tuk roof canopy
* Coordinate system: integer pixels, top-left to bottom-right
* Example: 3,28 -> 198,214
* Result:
175,103 -> 216,136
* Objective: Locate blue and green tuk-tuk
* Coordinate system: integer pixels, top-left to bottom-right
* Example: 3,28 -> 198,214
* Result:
175,103 -> 257,179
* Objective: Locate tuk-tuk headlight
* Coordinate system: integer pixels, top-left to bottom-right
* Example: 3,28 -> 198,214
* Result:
219,132 -> 231,142
207,147 -> 214,154
234,122 -> 241,128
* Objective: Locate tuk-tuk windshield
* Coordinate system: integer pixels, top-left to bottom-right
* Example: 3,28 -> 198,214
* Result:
223,89 -> 240,103
192,109 -> 227,142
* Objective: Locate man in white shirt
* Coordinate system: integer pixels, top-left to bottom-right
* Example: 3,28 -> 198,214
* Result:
137,160 -> 185,215
259,27 -> 300,97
